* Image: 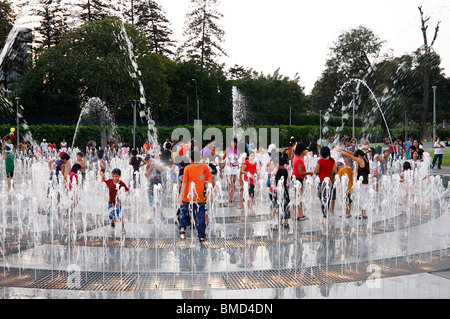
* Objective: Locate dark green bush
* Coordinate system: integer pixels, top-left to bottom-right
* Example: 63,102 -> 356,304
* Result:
0,122 -> 387,150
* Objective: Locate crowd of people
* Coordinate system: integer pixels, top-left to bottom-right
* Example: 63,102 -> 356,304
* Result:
149,133 -> 444,237
1,131 -> 446,242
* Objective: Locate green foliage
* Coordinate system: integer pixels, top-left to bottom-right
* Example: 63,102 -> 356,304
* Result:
0,122 -> 387,150
181,0 -> 227,68
0,0 -> 15,46
17,17 -> 175,121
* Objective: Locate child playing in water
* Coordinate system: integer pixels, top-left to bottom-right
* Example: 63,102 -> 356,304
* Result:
339,148 -> 369,219
222,138 -> 239,203
64,163 -> 82,216
90,150 -> 107,175
75,152 -> 87,181
130,149 -> 144,188
145,155 -> 164,220
381,150 -> 390,176
100,168 -> 130,235
314,146 -> 337,223
2,145 -> 14,191
336,161 -> 353,218
269,152 -> 291,230
178,150 -> 213,242
292,142 -> 312,221
240,151 -> 258,214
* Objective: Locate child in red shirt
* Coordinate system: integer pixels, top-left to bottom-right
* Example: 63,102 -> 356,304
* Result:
314,146 -> 337,222
100,168 -> 130,235
63,163 -> 82,217
240,151 -> 258,214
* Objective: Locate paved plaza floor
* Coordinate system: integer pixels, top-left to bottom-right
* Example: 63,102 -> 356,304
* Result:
0,164 -> 449,299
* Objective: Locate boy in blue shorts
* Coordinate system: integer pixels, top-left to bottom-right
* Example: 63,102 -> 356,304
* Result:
100,168 -> 130,234
144,155 -> 164,220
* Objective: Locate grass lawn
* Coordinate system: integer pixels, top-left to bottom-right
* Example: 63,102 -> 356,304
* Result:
359,144 -> 449,167
423,148 -> 450,167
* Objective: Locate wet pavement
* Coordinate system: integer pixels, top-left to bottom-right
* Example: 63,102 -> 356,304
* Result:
0,163 -> 449,299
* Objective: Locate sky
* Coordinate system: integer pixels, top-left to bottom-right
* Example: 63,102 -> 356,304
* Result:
162,0 -> 450,94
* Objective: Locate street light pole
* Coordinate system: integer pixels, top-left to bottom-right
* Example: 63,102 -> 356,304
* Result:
15,97 -> 20,147
289,107 -> 292,126
132,100 -> 137,150
186,97 -> 189,124
192,79 -> 199,120
319,110 -> 322,141
432,86 -> 437,143
352,92 -> 357,139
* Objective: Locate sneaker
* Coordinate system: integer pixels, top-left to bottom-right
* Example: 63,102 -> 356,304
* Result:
283,223 -> 290,230
179,230 -> 186,240
111,220 -> 115,229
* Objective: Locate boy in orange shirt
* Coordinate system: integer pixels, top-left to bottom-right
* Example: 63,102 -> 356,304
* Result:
179,150 -> 213,242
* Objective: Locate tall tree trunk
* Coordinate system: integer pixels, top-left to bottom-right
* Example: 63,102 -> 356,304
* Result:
200,0 -> 207,68
420,60 -> 429,140
418,6 -> 440,140
99,82 -> 108,149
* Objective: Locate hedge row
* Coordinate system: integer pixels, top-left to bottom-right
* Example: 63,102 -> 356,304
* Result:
1,124 -> 448,149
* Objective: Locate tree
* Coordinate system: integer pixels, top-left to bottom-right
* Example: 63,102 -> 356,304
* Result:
35,0 -> 69,50
227,64 -> 251,80
0,0 -> 15,47
79,0 -> 109,23
133,0 -> 174,56
417,6 -> 440,140
312,26 -> 384,115
232,68 -> 309,125
181,0 -> 227,68
167,59 -> 231,126
17,17 -> 174,147
1,27 -> 32,90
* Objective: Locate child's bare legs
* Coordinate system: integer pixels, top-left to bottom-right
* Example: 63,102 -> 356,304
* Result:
7,177 -> 14,191
346,202 -> 352,217
269,207 -> 278,229
228,175 -> 236,202
294,188 -> 307,219
239,178 -> 244,209
297,203 -> 305,219
248,197 -> 254,213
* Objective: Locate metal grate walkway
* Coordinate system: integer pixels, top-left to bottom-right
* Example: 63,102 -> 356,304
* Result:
1,249 -> 448,291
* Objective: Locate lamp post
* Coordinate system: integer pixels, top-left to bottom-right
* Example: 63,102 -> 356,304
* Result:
192,79 -> 199,120
186,97 -> 189,124
15,97 -> 20,147
131,100 -> 137,150
352,92 -> 357,139
432,86 -> 437,143
319,110 -> 322,141
289,107 -> 292,126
